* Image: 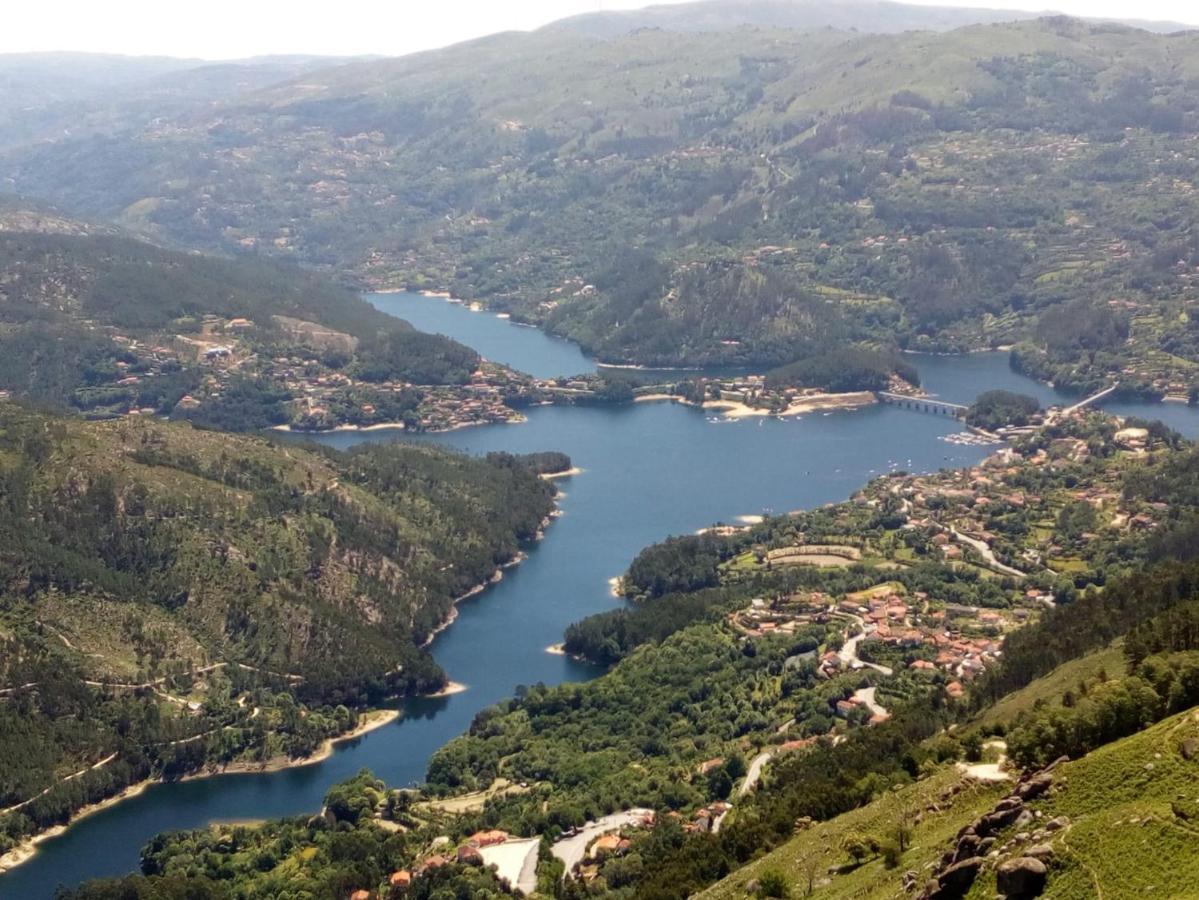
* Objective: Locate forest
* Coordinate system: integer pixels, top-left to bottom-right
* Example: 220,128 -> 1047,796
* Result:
0,404 -> 560,857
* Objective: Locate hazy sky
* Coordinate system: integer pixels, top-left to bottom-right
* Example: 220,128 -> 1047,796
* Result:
3,0 -> 1196,59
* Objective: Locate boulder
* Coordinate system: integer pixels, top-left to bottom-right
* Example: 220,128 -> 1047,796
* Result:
925,858 -> 983,899
1014,773 -> 1053,801
996,856 -> 1048,898
951,833 -> 981,863
978,805 -> 1024,836
1043,816 -> 1069,832
1024,844 -> 1055,861
1180,737 -> 1198,761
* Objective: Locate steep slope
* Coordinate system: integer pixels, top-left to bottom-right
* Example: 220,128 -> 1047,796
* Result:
0,403 -> 558,858
0,403 -> 557,694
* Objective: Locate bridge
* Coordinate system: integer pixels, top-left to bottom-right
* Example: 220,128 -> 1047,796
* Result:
1061,382 -> 1120,417
876,392 -> 968,419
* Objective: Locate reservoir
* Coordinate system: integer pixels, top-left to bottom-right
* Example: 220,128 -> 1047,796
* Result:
5,294 -> 1197,898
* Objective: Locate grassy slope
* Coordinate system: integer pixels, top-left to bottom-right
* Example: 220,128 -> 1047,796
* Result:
700,702 -> 1199,900
973,643 -> 1126,730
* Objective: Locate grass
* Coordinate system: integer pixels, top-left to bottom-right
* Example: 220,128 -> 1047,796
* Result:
699,768 -> 1007,900
973,643 -> 1126,730
417,778 -> 531,815
701,699 -> 1199,900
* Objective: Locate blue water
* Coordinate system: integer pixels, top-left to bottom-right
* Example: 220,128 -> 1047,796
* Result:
5,311 -> 1198,898
368,292 -> 596,379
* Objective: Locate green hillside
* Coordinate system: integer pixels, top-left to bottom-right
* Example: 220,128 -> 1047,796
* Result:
0,403 -> 557,855
700,705 -> 1199,900
0,214 -> 537,431
5,19 -> 1199,387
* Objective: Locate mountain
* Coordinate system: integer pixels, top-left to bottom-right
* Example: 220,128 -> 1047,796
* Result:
0,403 -> 558,856
4,18 -> 1198,390
545,0 -> 1193,38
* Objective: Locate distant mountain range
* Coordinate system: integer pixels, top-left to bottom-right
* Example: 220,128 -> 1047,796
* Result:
545,0 -> 1193,38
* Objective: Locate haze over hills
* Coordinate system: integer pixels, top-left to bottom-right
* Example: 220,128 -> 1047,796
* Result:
544,0 -> 1193,37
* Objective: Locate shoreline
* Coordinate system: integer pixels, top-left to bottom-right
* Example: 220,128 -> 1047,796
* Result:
425,681 -> 467,698
185,709 -> 401,778
635,391 -> 876,418
540,466 -> 583,480
0,708 -> 402,875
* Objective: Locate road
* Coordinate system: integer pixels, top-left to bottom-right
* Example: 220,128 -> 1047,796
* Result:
738,750 -> 775,798
838,617 -> 894,676
852,686 -> 888,719
949,527 -> 1026,578
551,808 -> 653,877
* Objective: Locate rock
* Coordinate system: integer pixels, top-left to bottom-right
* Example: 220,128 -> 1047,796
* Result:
1014,773 -> 1053,801
1043,816 -> 1069,832
996,856 -> 1048,898
978,837 -> 996,854
1043,755 -> 1070,772
745,878 -> 760,894
1180,737 -> 1198,760
1013,809 -> 1035,829
951,833 -> 981,863
902,870 -> 920,892
926,858 -> 983,899
995,797 -> 1023,812
976,806 -> 1021,837
1025,844 -> 1055,861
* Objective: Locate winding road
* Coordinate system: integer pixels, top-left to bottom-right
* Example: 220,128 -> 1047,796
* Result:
551,808 -> 653,877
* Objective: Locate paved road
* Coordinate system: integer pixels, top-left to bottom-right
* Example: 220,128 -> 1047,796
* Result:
838,617 -> 894,676
852,686 -> 888,718
950,527 -> 1026,578
551,808 -> 653,877
738,750 -> 775,798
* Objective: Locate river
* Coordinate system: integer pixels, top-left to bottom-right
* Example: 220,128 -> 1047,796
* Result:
5,293 -> 1198,898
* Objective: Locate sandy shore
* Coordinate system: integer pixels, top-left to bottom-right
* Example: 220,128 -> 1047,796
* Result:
271,421 -> 407,434
704,391 -> 876,419
426,681 -> 467,698
634,391 -> 876,418
189,709 -> 401,778
540,466 -> 583,480
0,780 -> 155,873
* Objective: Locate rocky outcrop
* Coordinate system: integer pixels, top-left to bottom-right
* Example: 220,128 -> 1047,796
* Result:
919,760 -> 1064,899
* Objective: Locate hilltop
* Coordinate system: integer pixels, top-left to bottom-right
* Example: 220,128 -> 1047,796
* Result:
545,0 -> 1193,38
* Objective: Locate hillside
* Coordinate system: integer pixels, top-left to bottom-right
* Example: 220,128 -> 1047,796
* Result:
4,18 -> 1199,388
0,210 -> 549,432
0,403 -> 557,859
700,705 -> 1199,899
